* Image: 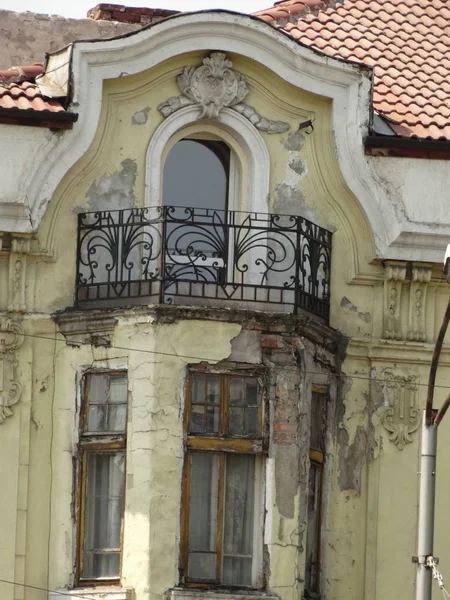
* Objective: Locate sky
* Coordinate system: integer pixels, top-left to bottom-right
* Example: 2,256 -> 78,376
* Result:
0,0 -> 269,19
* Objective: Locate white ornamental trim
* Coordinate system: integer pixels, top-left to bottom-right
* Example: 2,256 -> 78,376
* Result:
157,52 -> 290,134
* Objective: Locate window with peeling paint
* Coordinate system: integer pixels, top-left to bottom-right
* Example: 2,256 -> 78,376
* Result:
304,386 -> 327,599
180,369 -> 265,588
76,372 -> 128,585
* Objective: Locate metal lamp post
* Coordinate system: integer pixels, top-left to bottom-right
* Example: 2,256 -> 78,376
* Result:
415,243 -> 450,600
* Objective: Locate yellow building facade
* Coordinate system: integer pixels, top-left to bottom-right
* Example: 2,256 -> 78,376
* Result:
0,11 -> 449,600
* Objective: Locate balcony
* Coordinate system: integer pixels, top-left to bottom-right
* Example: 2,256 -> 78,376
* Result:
76,206 -> 332,321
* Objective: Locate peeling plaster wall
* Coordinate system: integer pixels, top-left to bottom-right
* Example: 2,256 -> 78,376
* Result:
1,45 -> 450,600
369,155 -> 450,230
15,313 -> 344,600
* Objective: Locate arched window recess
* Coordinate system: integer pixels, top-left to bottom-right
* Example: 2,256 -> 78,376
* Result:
147,108 -> 273,305
75,106 -> 332,321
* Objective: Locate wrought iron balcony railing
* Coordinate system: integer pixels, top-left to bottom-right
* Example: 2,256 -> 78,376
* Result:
76,206 -> 332,320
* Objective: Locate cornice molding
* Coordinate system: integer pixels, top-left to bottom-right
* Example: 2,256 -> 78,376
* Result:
346,337 -> 450,367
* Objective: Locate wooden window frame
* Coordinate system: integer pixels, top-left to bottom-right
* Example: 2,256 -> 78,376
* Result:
180,366 -> 266,589
304,385 -> 328,600
75,371 -> 128,588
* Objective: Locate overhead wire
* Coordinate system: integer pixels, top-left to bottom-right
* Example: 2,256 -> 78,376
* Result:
0,577 -> 101,600
16,329 -> 450,391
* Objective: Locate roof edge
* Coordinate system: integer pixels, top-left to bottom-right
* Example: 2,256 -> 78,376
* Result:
365,135 -> 450,160
0,106 -> 78,129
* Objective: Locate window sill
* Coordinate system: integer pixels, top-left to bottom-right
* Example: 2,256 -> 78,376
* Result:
51,587 -> 133,600
165,587 -> 278,600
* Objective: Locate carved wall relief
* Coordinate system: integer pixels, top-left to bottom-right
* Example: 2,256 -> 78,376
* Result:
379,371 -> 420,449
383,261 -> 406,340
8,235 -> 31,313
158,52 -> 290,134
407,263 -> 432,342
0,319 -> 24,423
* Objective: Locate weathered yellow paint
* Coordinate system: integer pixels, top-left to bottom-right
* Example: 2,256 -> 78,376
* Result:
0,48 -> 450,600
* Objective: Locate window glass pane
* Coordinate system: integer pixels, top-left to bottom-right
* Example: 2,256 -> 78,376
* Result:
86,374 -> 127,433
109,376 -> 128,403
88,374 -> 109,404
305,462 -> 323,594
163,139 -> 229,212
207,377 -> 220,405
229,378 -> 260,436
108,404 -> 127,432
230,378 -> 244,406
245,380 -> 258,407
310,391 -> 325,450
223,454 -> 255,586
229,407 -> 244,436
244,407 -> 258,435
192,375 -> 205,404
190,375 -> 221,434
82,452 -> 125,580
188,453 -> 219,580
88,404 -> 107,432
206,406 -> 220,434
191,405 -> 204,433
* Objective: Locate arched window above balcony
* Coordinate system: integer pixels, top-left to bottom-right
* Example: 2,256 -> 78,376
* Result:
145,105 -> 270,215
76,106 -> 332,321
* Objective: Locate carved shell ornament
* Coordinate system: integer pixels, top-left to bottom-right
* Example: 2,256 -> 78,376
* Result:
158,52 -> 290,134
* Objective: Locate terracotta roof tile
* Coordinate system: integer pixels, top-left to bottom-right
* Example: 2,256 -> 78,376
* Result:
0,63 -> 75,128
0,79 -> 65,113
254,0 -> 450,139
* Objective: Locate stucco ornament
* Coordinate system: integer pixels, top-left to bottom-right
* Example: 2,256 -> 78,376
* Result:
0,319 -> 24,424
158,52 -> 290,134
379,371 -> 420,450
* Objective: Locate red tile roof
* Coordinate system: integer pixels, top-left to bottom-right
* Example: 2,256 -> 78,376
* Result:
0,62 -> 76,127
254,0 -> 450,140
0,81 -> 65,113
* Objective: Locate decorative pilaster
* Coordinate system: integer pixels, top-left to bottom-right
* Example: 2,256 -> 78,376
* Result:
379,370 -> 420,449
0,318 -> 24,424
8,235 -> 31,313
407,263 -> 432,342
383,261 -> 407,340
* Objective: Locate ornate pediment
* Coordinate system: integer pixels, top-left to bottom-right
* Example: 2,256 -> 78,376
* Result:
158,52 -> 290,134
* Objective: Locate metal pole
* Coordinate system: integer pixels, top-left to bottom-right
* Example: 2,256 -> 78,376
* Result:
416,411 -> 438,600
425,298 -> 450,425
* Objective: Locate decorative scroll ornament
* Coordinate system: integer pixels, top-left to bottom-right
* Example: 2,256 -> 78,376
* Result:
0,319 -> 24,424
408,263 -> 432,342
379,371 -> 420,450
158,52 -> 290,134
383,261 -> 407,340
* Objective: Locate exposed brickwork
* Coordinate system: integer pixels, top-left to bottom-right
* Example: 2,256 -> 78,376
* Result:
87,4 -> 179,24
261,334 -> 278,348
0,10 -> 141,67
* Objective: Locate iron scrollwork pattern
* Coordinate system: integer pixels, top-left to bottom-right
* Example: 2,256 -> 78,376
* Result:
76,206 -> 332,320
